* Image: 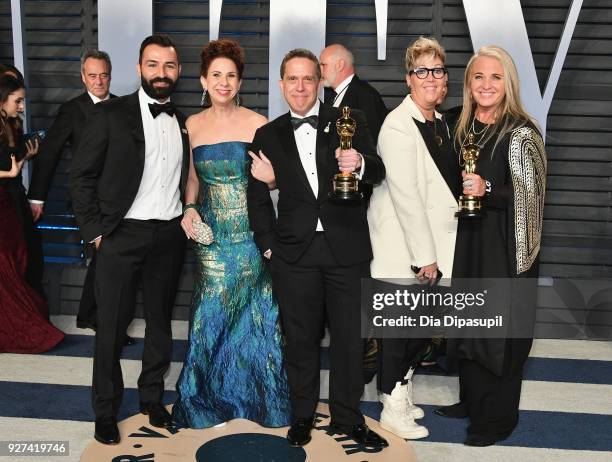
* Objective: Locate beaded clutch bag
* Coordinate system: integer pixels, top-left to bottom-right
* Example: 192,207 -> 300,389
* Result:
193,220 -> 214,245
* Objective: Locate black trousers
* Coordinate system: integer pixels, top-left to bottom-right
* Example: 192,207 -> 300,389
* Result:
458,338 -> 532,440
76,250 -> 98,329
377,338 -> 428,394
269,233 -> 368,428
92,217 -> 185,418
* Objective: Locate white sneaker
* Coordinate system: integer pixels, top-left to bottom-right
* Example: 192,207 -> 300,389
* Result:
404,369 -> 425,420
379,383 -> 429,439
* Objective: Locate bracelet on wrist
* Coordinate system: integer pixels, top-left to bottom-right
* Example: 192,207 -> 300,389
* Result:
183,203 -> 198,214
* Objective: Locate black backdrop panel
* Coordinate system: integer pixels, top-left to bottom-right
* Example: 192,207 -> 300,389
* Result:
4,0 -> 610,336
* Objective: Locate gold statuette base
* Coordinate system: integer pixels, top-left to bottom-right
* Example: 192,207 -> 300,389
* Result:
455,194 -> 486,218
329,172 -> 363,202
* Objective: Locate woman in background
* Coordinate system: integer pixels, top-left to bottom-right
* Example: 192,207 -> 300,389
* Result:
0,74 -> 64,353
172,39 -> 290,429
437,45 -> 546,447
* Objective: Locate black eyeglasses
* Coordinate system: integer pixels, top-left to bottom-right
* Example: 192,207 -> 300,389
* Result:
409,67 -> 447,79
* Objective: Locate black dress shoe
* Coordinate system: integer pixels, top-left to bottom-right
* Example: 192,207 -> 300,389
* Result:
287,417 -> 314,446
346,424 -> 389,449
464,434 -> 497,447
94,416 -> 120,445
124,335 -> 135,346
140,403 -> 173,428
434,402 -> 468,418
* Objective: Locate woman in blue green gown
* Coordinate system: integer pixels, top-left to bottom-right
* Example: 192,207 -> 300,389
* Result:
172,39 -> 290,428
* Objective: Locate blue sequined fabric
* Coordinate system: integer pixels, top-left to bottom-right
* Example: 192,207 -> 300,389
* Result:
172,141 -> 291,428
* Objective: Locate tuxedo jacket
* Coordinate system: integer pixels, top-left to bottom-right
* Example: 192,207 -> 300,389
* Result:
368,94 -> 459,279
70,91 -> 190,243
28,92 -> 116,202
330,75 -> 388,143
247,103 -> 385,266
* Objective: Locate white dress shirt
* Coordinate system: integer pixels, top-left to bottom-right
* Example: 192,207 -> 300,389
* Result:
291,100 -> 324,231
124,87 -> 183,220
87,91 -> 110,105
332,74 -> 354,107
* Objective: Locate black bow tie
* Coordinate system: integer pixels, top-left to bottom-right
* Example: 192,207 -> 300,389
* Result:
149,101 -> 175,118
291,115 -> 318,130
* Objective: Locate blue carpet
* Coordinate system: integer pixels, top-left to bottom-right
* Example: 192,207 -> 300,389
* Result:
41,335 -> 612,385
2,381 -> 612,452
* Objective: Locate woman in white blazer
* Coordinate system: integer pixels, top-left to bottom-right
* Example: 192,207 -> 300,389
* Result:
368,37 -> 461,440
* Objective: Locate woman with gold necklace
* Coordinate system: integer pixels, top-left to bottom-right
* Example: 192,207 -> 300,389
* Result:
437,46 -> 547,447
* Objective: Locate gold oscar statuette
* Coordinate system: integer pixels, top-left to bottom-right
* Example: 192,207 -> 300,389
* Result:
455,133 -> 486,218
329,106 -> 363,202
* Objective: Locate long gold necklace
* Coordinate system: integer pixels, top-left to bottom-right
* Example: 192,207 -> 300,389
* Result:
459,117 -> 490,167
470,116 -> 488,136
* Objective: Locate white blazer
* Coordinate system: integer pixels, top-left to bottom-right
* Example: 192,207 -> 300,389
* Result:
368,94 -> 458,280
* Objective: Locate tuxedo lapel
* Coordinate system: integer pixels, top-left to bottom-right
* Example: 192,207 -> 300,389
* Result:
413,117 -> 459,199
125,92 -> 145,166
315,104 -> 335,200
339,77 -> 357,109
75,92 -> 95,118
275,113 -> 315,199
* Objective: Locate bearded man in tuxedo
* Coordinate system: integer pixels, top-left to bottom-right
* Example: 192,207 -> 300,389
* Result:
70,35 -> 189,445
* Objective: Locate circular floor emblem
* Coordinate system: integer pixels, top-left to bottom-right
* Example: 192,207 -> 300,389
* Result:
196,433 -> 306,461
81,404 -> 416,461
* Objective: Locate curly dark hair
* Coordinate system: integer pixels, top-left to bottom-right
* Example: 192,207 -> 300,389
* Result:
200,39 -> 245,79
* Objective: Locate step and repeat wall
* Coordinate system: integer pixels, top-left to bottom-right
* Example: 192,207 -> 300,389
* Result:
0,0 -> 610,337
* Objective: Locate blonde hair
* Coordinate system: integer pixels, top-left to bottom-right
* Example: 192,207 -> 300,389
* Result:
454,45 -> 538,154
404,36 -> 446,73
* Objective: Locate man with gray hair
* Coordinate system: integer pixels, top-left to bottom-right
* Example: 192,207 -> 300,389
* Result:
29,49 -> 113,220
320,43 -> 388,143
28,49 -> 131,341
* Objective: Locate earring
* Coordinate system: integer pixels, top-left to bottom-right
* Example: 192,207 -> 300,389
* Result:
200,89 -> 208,107
234,92 -> 241,107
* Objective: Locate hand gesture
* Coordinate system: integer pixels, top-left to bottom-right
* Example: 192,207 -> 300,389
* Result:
0,155 -> 25,178
181,207 -> 202,241
335,147 -> 362,173
30,203 -> 44,222
462,170 -> 485,197
249,150 -> 276,188
24,137 -> 39,161
416,262 -> 439,285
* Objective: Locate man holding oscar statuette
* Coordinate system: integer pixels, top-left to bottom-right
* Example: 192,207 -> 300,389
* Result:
247,48 -> 386,449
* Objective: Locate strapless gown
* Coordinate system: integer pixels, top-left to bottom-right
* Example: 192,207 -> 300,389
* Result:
172,141 -> 291,428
